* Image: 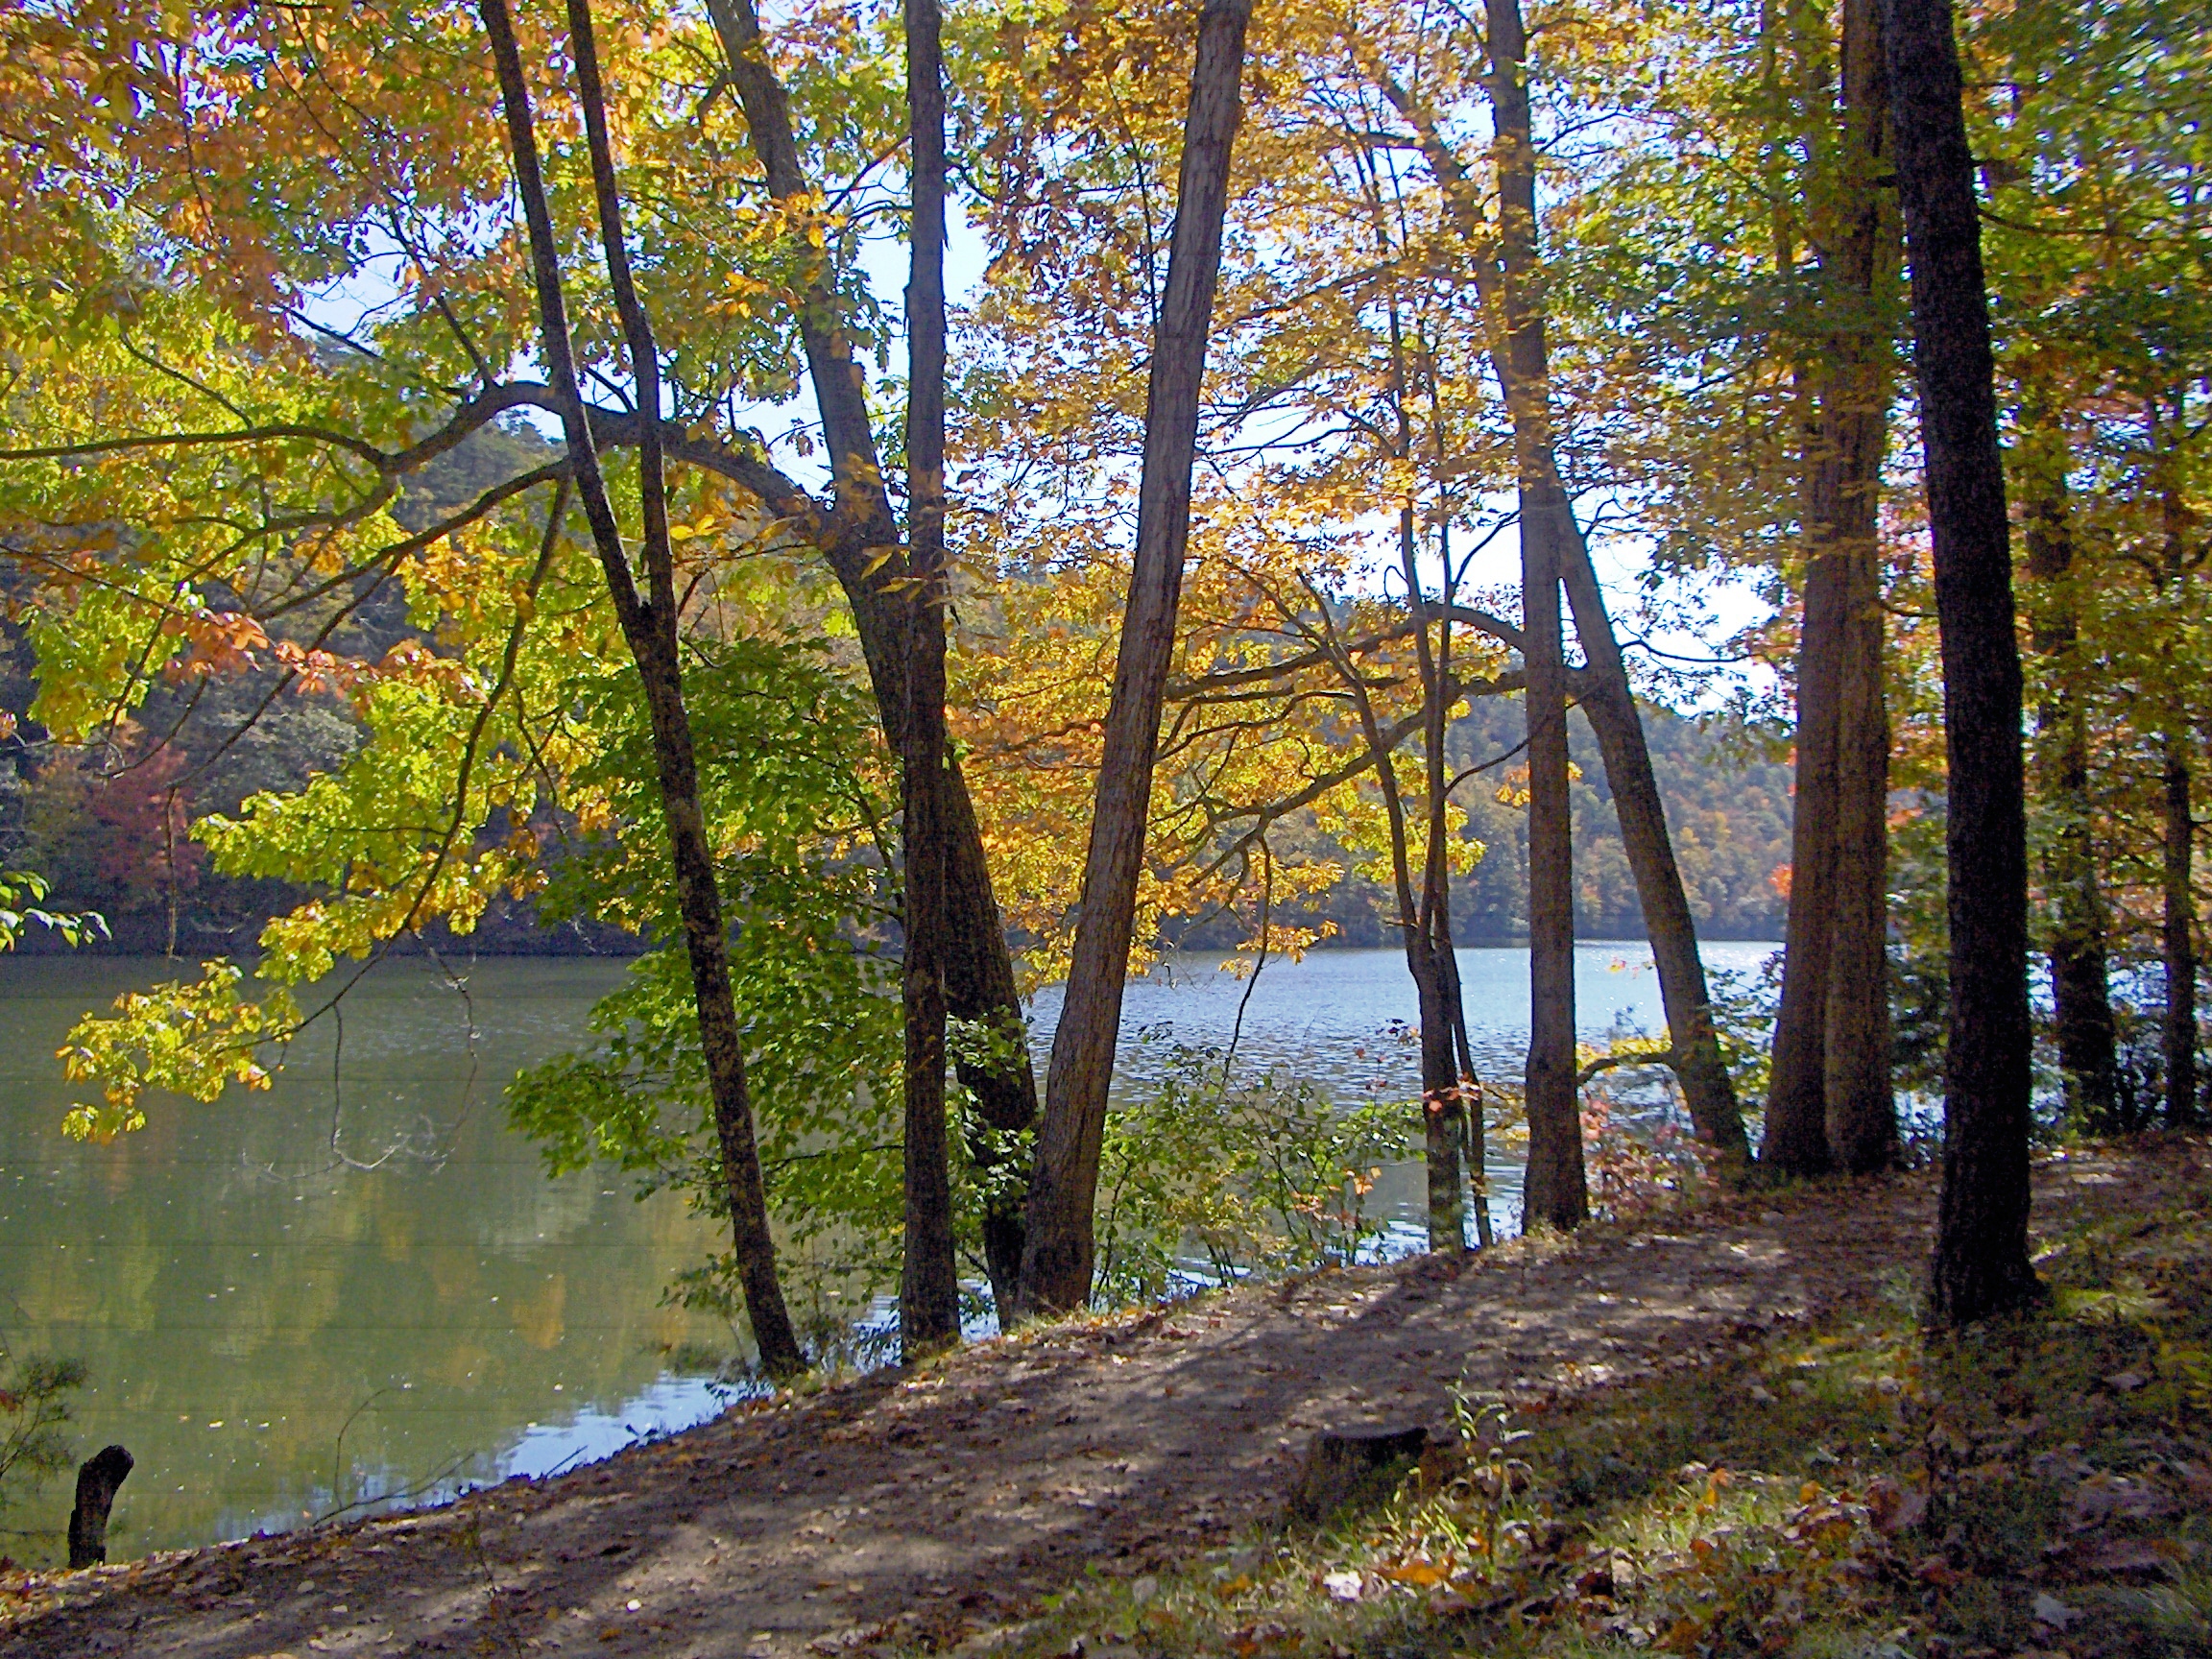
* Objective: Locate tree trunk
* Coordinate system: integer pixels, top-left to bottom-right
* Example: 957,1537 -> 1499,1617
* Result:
1405,513 -> 1468,1253
1519,586 -> 1581,1229
1339,514 -> 1469,1255
1884,0 -> 2039,1323
1820,0 -> 1899,1173
2019,397 -> 2120,1129
1479,0 -> 1745,1194
1565,604 -> 1752,1179
1016,0 -> 1253,1314
1484,0 -> 1583,1230
1441,947 -> 1497,1246
898,0 -> 959,1358
1827,531 -> 1897,1171
484,0 -> 807,1375
1413,950 -> 1468,1249
2163,733 -> 2197,1127
708,0 -> 1037,1310
1767,545 -> 1847,1176
67,1446 -> 132,1569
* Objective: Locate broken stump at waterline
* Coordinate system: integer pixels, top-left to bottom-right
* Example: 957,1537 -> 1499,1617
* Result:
67,1445 -> 133,1569
1289,1424 -> 1428,1523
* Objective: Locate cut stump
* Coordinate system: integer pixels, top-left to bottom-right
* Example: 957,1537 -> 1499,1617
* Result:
1289,1424 -> 1427,1522
68,1445 -> 133,1569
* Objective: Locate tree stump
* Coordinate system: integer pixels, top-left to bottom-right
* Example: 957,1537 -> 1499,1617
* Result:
1288,1425 -> 1427,1523
67,1445 -> 133,1569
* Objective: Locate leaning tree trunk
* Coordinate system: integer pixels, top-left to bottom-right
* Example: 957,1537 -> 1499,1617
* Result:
1479,0 -> 1746,1191
709,0 -> 1037,1311
898,0 -> 959,1358
1820,0 -> 1900,1174
2019,394 -> 2120,1129
1885,0 -> 2039,1324
1016,0 -> 1254,1314
483,0 -> 806,1373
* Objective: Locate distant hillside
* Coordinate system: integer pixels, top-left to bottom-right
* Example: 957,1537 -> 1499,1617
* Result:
1172,699 -> 1792,950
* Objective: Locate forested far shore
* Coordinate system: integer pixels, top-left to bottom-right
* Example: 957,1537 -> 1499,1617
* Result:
1,594 -> 1793,950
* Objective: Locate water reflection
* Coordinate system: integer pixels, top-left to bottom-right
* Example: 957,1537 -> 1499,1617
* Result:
0,940 -> 1777,1559
0,956 -> 730,1561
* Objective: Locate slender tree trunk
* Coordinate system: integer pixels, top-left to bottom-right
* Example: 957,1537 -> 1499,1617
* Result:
1342,513 -> 1468,1255
1481,0 -> 1583,1232
2162,732 -> 2197,1127
1475,0 -> 1746,1192
1441,948 -> 1497,1246
1884,0 -> 2039,1323
1821,0 -> 1899,1173
898,0 -> 958,1358
1016,0 -> 1253,1314
2019,397 -> 2120,1128
1407,513 -> 1469,1252
482,0 -> 805,1375
709,0 -> 1037,1310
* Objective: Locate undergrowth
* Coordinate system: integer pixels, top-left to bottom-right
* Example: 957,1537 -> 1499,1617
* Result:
949,1145 -> 2211,1659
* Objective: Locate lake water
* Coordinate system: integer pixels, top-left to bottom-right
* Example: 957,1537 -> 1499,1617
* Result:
0,940 -> 1776,1560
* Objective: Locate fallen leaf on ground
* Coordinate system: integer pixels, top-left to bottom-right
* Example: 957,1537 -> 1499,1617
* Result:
2032,1592 -> 2081,1630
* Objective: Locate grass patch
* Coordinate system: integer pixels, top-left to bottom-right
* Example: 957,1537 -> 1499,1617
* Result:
939,1153 -> 2212,1659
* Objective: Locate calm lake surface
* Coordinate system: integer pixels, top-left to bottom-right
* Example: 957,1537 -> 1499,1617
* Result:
0,941 -> 1775,1559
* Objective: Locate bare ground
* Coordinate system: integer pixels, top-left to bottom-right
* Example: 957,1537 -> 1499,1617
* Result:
3,1146 -> 2192,1659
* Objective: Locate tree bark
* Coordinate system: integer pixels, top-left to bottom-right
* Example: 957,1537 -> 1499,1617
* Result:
2019,396 -> 2120,1129
1413,524 -> 1469,1252
483,0 -> 806,1375
1827,528 -> 1897,1171
1820,0 -> 1899,1174
1482,0 -> 1578,1228
898,0 -> 958,1358
708,0 -> 1036,1311
1016,0 -> 1254,1314
1884,0 -> 2039,1324
67,1445 -> 132,1569
1767,544 -> 1847,1176
1442,949 -> 1496,1245
1476,0 -> 1745,1195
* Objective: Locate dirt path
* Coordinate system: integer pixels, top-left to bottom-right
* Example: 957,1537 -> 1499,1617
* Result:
2,1150 -> 2177,1659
